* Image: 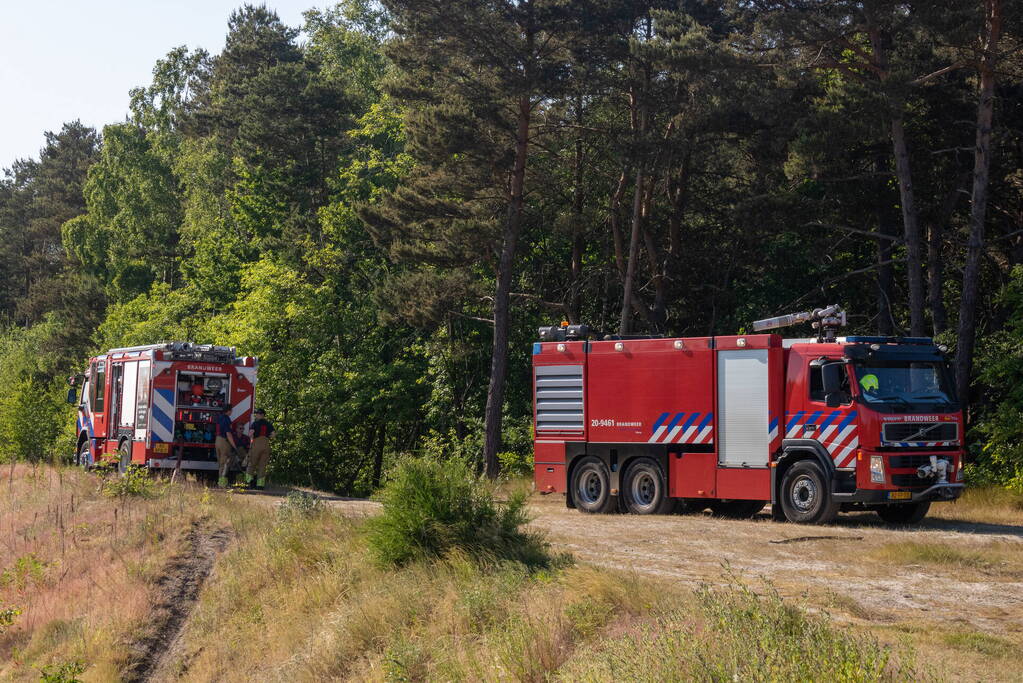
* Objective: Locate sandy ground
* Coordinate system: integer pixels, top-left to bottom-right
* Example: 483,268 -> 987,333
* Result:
238,486 -> 1023,637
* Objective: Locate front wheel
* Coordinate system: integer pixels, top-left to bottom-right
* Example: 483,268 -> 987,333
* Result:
622,459 -> 674,515
779,460 -> 839,524
76,441 -> 92,469
571,457 -> 615,514
876,502 -> 930,525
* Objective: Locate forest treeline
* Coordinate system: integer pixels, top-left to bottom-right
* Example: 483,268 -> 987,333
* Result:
1,1 -> 1022,492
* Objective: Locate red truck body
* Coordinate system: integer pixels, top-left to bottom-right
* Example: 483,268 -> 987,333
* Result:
71,343 -> 258,473
532,331 -> 964,522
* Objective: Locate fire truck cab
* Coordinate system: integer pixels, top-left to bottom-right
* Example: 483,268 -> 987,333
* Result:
531,307 -> 964,524
68,342 -> 258,475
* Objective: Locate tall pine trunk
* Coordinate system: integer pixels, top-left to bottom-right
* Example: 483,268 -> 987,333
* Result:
889,112 -> 926,336
483,93 -> 531,479
956,0 -> 1003,409
619,169 -> 645,335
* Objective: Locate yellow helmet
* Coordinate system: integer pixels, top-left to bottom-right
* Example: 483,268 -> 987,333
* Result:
860,373 -> 879,392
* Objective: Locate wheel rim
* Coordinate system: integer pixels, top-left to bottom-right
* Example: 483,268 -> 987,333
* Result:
791,475 -> 818,512
79,445 -> 90,467
631,471 -> 657,508
577,468 -> 603,505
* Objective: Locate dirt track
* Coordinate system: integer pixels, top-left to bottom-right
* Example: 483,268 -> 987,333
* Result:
124,519 -> 232,683
242,486 -> 1023,637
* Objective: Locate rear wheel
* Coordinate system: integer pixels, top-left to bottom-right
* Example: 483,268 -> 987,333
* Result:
571,457 -> 615,514
779,460 -> 839,524
117,441 -> 131,475
876,502 -> 930,525
708,500 -> 766,518
622,459 -> 673,515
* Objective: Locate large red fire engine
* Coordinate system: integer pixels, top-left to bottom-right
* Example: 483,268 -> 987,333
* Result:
532,306 -> 964,524
67,342 -> 258,475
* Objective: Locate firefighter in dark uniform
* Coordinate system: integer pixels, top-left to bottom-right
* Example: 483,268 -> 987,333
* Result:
214,406 -> 236,488
245,409 -> 275,490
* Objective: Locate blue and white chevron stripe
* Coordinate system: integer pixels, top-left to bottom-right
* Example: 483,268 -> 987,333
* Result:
648,412 -> 714,444
151,388 -> 175,443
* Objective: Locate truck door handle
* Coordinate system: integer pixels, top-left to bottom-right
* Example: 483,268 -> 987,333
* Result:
803,424 -> 817,433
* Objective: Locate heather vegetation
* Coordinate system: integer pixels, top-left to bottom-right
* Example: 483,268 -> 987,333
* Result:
1,1 -> 1022,491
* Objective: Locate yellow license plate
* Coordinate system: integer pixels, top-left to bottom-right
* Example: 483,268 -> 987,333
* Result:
888,491 -> 912,500
154,443 -> 170,454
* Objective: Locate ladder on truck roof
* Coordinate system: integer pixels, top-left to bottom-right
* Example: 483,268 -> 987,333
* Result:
104,342 -> 239,363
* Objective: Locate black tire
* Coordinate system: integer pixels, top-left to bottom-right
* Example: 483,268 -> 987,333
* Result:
622,459 -> 674,515
779,460 -> 839,524
571,457 -> 615,514
76,440 -> 92,469
117,440 -> 132,475
708,500 -> 767,518
876,502 -> 930,525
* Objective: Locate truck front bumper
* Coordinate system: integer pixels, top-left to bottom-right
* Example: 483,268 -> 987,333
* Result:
834,482 -> 964,505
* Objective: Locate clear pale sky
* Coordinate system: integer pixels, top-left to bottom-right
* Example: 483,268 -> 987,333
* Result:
0,0 -> 321,170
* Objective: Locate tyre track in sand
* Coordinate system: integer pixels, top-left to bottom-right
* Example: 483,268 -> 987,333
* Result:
123,519 -> 232,683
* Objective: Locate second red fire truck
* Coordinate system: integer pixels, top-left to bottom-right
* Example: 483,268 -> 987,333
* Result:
532,306 -> 964,524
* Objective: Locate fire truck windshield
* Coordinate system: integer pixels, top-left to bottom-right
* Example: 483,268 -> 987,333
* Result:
852,360 -> 958,412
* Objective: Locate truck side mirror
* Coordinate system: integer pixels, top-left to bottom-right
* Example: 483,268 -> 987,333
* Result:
66,387 -> 78,405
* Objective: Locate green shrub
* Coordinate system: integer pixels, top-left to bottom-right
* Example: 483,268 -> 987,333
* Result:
366,456 -> 553,568
101,465 -> 160,499
38,660 -> 86,683
277,490 -> 326,519
0,379 -> 69,463
0,606 -> 20,634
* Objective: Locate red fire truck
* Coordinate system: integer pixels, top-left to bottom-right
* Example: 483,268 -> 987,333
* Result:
67,342 -> 258,475
532,306 -> 964,524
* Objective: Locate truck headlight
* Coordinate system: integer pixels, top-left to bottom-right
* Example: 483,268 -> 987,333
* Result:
870,455 -> 885,484
956,464 -> 964,482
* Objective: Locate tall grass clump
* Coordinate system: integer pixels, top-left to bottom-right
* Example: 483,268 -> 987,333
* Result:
560,574 -> 913,682
366,456 -> 554,568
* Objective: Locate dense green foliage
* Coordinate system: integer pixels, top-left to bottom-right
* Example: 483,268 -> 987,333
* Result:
366,456 -> 551,567
1,1 -> 1022,490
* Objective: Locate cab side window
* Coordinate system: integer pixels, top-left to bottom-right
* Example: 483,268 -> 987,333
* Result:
809,363 -> 850,403
93,362 -> 106,413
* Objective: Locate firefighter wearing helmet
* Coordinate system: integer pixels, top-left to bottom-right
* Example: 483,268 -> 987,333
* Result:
214,405 -> 237,488
245,408 -> 275,490
860,373 -> 880,395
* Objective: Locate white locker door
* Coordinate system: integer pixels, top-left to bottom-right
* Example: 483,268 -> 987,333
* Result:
120,361 -> 138,429
717,350 -> 770,467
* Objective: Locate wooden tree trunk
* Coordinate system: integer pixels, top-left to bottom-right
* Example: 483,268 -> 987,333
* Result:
956,0 -> 1003,409
889,112 -> 927,336
483,93 -> 531,479
619,169 -> 645,335
371,423 -> 386,488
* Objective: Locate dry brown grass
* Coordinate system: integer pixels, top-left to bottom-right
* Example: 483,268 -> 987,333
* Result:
0,463 -> 208,681
868,540 -> 1023,578
929,485 -> 1023,525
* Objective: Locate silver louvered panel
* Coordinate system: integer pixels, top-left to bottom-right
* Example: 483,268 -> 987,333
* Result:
535,365 -> 584,431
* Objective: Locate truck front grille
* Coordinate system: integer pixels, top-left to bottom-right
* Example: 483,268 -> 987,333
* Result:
891,473 -> 929,488
882,422 -> 957,443
889,454 -> 953,469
